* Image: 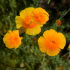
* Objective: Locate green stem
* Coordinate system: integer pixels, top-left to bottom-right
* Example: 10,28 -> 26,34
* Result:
60,8 -> 70,20
0,31 -> 4,36
47,0 -> 51,4
60,52 -> 69,59
8,16 -> 12,30
13,49 -> 19,55
41,53 -> 46,65
25,63 -> 32,70
40,53 -> 46,70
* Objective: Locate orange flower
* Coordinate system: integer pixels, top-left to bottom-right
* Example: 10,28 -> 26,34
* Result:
15,7 -> 42,35
56,19 -> 62,26
38,29 -> 66,56
3,30 -> 23,49
31,7 -> 49,25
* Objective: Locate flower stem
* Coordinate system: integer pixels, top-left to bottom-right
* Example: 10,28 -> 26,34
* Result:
25,63 -> 32,70
47,0 -> 51,4
8,16 -> 12,30
60,52 -> 69,59
41,53 -> 46,65
60,8 -> 70,20
0,31 -> 4,36
40,53 -> 46,70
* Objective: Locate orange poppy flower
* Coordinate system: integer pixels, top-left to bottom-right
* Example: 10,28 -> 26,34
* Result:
56,19 -> 62,26
38,29 -> 66,56
15,7 -> 42,35
31,7 -> 49,25
3,30 -> 23,49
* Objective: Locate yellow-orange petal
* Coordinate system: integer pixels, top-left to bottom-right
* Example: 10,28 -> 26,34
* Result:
38,36 -> 47,53
15,16 -> 23,29
26,25 -> 41,35
45,39 -> 61,56
43,29 -> 57,40
57,33 -> 66,49
19,7 -> 37,29
5,42 -> 15,49
13,30 -> 19,35
20,7 -> 35,19
46,48 -> 60,56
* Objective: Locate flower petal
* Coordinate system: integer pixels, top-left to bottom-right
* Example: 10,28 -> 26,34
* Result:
46,47 -> 60,56
43,29 -> 57,40
5,42 -> 14,49
20,7 -> 34,19
40,47 -> 47,53
26,25 -> 41,35
15,16 -> 23,29
38,7 -> 49,16
57,33 -> 66,49
13,30 -> 19,35
38,36 -> 47,53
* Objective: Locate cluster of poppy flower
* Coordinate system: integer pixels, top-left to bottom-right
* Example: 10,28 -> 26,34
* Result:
3,7 -> 66,56
15,7 -> 49,35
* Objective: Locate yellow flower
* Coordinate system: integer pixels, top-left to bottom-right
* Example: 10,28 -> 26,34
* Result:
3,30 -> 23,49
68,44 -> 70,51
56,19 -> 62,26
38,29 -> 66,56
31,7 -> 49,25
15,7 -> 42,35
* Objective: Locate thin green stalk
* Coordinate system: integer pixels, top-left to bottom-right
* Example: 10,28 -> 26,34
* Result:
25,63 -> 32,70
13,49 -> 19,55
0,31 -> 4,36
59,8 -> 70,20
41,53 -> 46,65
8,16 -> 12,30
60,52 -> 69,59
47,0 -> 51,4
40,53 -> 46,70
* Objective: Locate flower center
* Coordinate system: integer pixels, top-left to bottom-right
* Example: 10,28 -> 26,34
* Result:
51,40 -> 55,44
32,10 -> 45,23
9,35 -> 19,45
14,37 -> 18,41
22,15 -> 37,28
35,13 -> 44,22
